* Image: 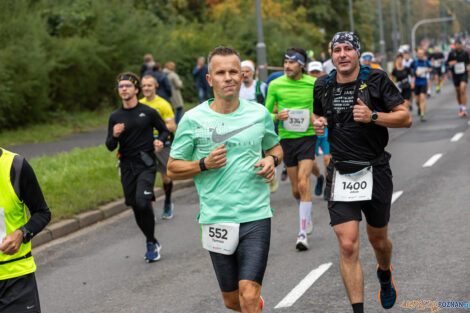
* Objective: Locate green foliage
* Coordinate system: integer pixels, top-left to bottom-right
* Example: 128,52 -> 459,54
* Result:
0,0 -> 52,129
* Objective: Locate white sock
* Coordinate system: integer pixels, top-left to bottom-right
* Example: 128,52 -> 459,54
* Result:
299,201 -> 312,236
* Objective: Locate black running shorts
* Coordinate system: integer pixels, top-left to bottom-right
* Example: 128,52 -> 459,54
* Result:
414,85 -> 427,95
452,73 -> 468,87
279,136 -> 316,167
120,159 -> 156,207
400,88 -> 411,101
209,218 -> 271,292
0,273 -> 41,313
325,162 -> 393,228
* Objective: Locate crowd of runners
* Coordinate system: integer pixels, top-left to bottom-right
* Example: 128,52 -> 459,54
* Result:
1,30 -> 469,313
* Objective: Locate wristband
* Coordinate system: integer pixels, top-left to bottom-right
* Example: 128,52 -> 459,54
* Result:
199,157 -> 208,171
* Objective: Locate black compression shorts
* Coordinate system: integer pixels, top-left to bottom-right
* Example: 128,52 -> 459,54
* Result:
209,218 -> 271,292
452,73 -> 468,87
0,273 -> 41,313
280,136 -> 316,167
325,162 -> 393,228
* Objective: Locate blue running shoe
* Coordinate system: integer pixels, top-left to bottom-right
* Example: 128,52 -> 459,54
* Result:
145,241 -> 161,262
377,265 -> 397,309
315,175 -> 324,196
161,203 -> 174,219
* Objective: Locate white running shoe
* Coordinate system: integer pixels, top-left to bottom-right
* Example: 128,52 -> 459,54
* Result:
296,234 -> 309,251
307,218 -> 313,235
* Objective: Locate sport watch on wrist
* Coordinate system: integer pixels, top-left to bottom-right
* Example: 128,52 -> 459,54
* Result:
199,157 -> 208,171
18,226 -> 33,243
267,154 -> 279,167
370,110 -> 379,123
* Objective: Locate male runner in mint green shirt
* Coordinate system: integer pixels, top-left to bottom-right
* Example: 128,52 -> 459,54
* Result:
265,47 -> 316,251
168,46 -> 282,312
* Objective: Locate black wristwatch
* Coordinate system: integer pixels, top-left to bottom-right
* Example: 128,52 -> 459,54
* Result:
370,110 -> 379,123
266,154 -> 279,167
18,226 -> 33,244
199,157 -> 208,172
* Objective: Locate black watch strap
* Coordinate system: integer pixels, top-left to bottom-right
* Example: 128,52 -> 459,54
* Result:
199,157 -> 208,171
18,226 -> 33,243
267,154 -> 279,167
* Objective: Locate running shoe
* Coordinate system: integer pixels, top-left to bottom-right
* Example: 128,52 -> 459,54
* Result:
269,176 -> 279,193
420,115 -> 426,122
323,188 -> 328,201
377,265 -> 397,309
281,167 -> 288,181
260,296 -> 264,311
307,218 -> 313,235
315,175 -> 324,196
145,241 -> 161,262
296,234 -> 309,251
161,203 -> 174,219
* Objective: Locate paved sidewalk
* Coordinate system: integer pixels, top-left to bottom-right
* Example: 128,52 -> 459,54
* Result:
5,126 -> 107,159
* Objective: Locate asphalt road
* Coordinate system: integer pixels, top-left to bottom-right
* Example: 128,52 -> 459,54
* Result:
33,84 -> 470,313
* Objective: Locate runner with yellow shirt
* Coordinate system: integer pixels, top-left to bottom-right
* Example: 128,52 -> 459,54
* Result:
140,75 -> 177,219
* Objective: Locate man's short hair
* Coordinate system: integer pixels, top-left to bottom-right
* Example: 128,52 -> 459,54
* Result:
286,47 -> 307,72
116,72 -> 140,92
141,74 -> 158,85
165,61 -> 175,71
208,46 -> 241,72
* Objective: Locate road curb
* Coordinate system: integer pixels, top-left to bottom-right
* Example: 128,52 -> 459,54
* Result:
32,179 -> 195,248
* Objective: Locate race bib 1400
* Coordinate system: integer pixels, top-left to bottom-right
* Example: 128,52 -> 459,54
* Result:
201,223 -> 240,255
283,109 -> 310,132
332,167 -> 373,202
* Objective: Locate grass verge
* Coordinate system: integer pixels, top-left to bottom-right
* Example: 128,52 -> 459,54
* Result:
30,145 -> 162,223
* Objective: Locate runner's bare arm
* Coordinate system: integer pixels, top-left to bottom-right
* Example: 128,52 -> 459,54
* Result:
166,119 -> 177,133
167,144 -> 227,180
353,99 -> 411,128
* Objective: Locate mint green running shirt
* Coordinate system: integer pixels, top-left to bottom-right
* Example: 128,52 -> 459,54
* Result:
265,74 -> 316,139
170,99 -> 280,224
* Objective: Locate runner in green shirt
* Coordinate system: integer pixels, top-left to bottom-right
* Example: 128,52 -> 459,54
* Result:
265,47 -> 317,251
168,46 -> 282,312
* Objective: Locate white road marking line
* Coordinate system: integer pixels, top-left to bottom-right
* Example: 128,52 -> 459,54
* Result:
391,191 -> 403,204
451,132 -> 464,142
274,262 -> 332,309
423,153 -> 443,168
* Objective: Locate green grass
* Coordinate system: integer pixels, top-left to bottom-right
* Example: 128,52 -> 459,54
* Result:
0,110 -> 110,147
30,145 -> 162,223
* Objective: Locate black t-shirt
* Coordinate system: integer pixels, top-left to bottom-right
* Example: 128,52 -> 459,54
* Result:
447,49 -> 470,75
0,149 -> 51,236
106,103 -> 169,159
314,70 -> 403,162
430,52 -> 444,68
392,67 -> 411,87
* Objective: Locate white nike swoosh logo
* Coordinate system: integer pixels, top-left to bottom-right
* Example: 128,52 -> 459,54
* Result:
211,124 -> 256,143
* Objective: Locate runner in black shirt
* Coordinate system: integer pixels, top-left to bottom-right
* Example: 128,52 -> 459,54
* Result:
429,45 -> 445,93
446,40 -> 470,117
391,54 -> 412,109
313,32 -> 411,313
106,72 -> 169,263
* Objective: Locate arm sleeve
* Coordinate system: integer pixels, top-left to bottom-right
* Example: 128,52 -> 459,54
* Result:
169,115 -> 195,161
151,110 -> 170,142
261,108 -> 280,151
313,77 -> 325,116
105,115 -> 118,151
264,85 -> 277,121
15,158 -> 51,236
